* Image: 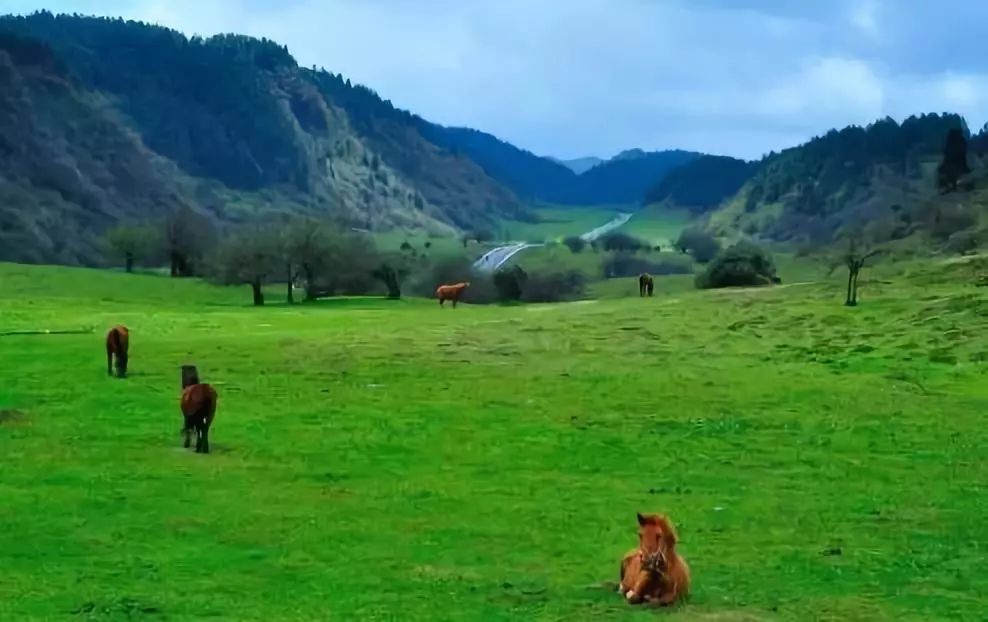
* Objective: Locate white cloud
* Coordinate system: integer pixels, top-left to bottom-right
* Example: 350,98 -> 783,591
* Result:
18,0 -> 988,158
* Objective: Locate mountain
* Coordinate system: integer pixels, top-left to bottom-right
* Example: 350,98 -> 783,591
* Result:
413,124 -> 701,204
550,156 -> 603,174
416,124 -> 576,203
560,149 -> 701,205
643,155 -> 754,213
0,12 -> 531,264
707,114 -> 969,243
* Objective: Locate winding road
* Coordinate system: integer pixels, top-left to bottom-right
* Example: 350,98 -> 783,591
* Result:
472,211 -> 633,272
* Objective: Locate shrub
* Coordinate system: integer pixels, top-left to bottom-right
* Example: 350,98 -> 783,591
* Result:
675,228 -> 721,263
602,253 -> 692,278
493,265 -> 527,301
562,235 -> 586,253
521,269 -> 586,303
696,241 -> 779,289
599,231 -> 648,252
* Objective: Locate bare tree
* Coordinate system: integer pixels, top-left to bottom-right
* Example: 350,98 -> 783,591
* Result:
210,225 -> 279,306
163,206 -> 216,277
283,218 -> 337,301
831,236 -> 882,307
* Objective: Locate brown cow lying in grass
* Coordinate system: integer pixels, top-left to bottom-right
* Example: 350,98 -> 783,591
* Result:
619,513 -> 690,606
436,282 -> 470,308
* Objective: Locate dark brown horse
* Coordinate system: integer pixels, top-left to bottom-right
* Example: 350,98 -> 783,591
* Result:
181,370 -> 217,454
619,513 -> 690,606
105,325 -> 130,377
436,282 -> 470,308
638,273 -> 654,297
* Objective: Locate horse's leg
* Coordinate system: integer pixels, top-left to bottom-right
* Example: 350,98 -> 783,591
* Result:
201,425 -> 210,454
183,416 -> 192,448
107,349 -> 113,376
452,297 -> 458,309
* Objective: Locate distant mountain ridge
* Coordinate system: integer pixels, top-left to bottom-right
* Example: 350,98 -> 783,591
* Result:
549,156 -> 603,174
423,124 -> 701,205
644,155 -> 754,213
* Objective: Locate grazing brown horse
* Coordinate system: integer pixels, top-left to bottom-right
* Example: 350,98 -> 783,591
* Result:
638,273 -> 654,297
436,282 -> 470,308
181,378 -> 218,454
105,325 -> 130,377
619,513 -> 690,607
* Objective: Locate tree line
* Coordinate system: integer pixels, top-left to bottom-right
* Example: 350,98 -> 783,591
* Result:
103,208 -> 420,305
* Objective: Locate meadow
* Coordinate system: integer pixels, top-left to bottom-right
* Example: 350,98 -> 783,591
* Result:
1,257 -> 987,620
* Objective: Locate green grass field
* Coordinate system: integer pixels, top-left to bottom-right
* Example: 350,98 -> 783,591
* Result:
2,258 -> 987,620
616,204 -> 693,247
499,206 -> 623,243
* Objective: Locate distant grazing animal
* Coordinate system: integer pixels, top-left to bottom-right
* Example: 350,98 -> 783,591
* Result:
436,282 -> 470,308
619,513 -> 690,607
105,325 -> 130,377
181,374 -> 218,454
639,273 -> 654,297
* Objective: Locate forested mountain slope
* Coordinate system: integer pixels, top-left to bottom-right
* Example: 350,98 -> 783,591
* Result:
707,114 -> 972,243
0,12 -> 530,264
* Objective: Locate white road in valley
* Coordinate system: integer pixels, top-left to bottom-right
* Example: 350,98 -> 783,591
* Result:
472,211 -> 633,272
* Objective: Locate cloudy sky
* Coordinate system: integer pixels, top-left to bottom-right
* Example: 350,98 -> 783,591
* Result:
5,0 -> 988,160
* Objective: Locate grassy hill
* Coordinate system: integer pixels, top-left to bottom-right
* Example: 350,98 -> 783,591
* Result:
2,261 -> 986,619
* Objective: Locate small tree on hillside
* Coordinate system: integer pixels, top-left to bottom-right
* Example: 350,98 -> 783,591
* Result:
830,235 -> 883,307
103,224 -> 154,272
211,226 -> 280,306
937,127 -> 970,193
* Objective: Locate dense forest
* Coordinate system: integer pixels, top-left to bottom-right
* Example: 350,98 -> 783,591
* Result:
643,155 -> 754,212
707,113 -> 978,243
419,125 -> 701,205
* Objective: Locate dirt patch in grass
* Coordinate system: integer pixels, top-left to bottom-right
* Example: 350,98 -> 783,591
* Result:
0,409 -> 29,425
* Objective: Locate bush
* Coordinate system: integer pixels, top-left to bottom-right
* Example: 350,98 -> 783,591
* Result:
696,241 -> 779,289
521,269 -> 586,303
602,253 -> 692,278
599,231 -> 648,252
675,228 -> 721,263
562,235 -> 586,254
493,265 -> 527,301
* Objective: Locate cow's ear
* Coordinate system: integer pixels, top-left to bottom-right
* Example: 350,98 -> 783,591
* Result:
637,512 -> 648,526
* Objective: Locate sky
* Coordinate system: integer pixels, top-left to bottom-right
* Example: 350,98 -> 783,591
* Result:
5,0 -> 988,160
